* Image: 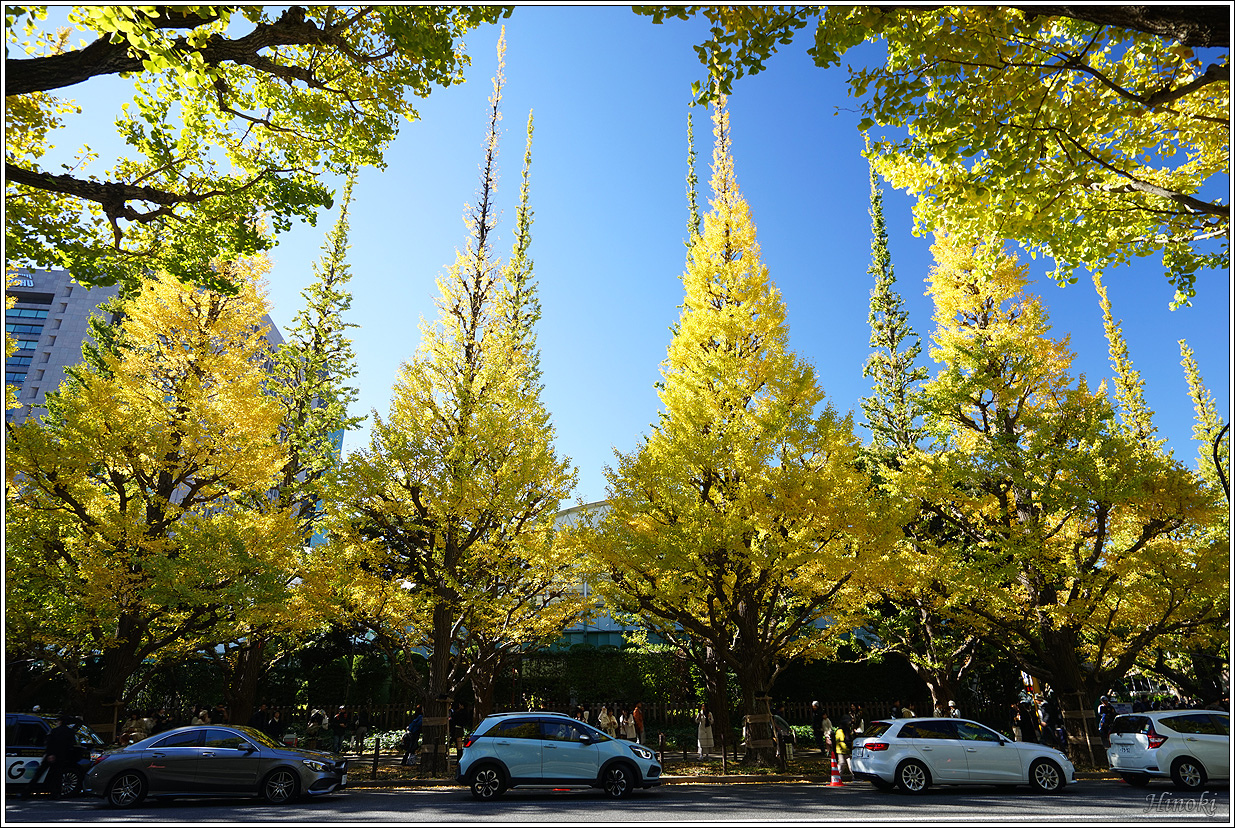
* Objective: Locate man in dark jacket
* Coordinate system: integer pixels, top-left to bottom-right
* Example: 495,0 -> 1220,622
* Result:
248,703 -> 269,730
810,701 -> 826,753
27,715 -> 79,799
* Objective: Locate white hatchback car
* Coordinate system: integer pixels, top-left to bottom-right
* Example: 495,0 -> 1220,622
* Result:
851,718 -> 1074,794
1106,710 -> 1229,790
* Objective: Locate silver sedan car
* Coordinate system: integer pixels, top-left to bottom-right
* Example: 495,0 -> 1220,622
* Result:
83,725 -> 347,807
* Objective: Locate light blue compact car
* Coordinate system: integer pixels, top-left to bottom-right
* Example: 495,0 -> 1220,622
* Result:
458,711 -> 662,799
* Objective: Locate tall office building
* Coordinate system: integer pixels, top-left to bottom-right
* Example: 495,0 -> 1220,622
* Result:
5,267 -> 283,426
5,267 -> 121,426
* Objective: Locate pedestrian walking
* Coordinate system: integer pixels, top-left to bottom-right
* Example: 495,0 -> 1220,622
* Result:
331,706 -> 350,753
696,704 -> 715,758
1009,702 -> 1023,740
598,705 -> 617,737
811,701 -> 827,753
353,709 -> 370,751
22,714 -> 80,799
834,722 -> 852,778
264,710 -> 285,743
119,711 -> 148,746
401,706 -> 423,765
1097,696 -> 1116,749
449,702 -> 467,757
248,703 -> 269,730
847,703 -> 865,736
820,708 -> 834,757
948,700 -> 961,718
306,707 -> 326,749
633,702 -> 646,744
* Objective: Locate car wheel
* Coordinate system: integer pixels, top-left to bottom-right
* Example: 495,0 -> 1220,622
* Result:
1121,773 -> 1151,788
1171,757 -> 1207,791
469,765 -> 506,800
105,771 -> 147,808
263,768 -> 300,804
896,760 -> 930,794
59,770 -> 83,797
601,763 -> 635,798
1028,759 -> 1064,793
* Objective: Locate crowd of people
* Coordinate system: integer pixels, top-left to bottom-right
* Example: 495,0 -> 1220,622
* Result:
575,701 -> 647,743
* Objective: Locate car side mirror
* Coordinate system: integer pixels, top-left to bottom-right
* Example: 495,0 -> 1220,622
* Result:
578,733 -> 593,743
242,743 -> 257,753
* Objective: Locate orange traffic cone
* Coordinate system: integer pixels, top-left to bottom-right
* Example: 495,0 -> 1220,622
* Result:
829,753 -> 844,787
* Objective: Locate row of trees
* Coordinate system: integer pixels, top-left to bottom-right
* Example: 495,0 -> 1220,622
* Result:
563,100 -> 1227,765
6,10 -> 1228,769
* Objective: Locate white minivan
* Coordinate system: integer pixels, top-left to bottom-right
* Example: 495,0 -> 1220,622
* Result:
1107,710 -> 1229,790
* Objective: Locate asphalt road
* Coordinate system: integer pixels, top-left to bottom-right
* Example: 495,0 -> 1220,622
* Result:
5,779 -> 1229,823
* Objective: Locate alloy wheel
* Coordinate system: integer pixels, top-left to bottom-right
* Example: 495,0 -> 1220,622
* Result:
897,761 -> 929,793
603,764 -> 632,798
1030,759 -> 1063,793
470,766 -> 504,800
106,772 -> 146,808
264,769 -> 298,804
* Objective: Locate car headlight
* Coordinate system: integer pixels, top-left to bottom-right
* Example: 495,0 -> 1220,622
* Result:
629,744 -> 655,761
302,759 -> 329,772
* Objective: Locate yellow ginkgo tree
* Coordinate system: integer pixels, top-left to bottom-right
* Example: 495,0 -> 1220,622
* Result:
898,236 -> 1223,746
4,258 -> 299,725
582,99 -> 895,766
314,33 -> 580,772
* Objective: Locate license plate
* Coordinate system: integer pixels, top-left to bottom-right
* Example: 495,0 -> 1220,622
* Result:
1120,745 -> 1131,753
341,774 -> 347,787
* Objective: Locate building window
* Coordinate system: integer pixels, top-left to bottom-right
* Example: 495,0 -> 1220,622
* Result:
5,323 -> 43,335
5,308 -> 49,319
6,373 -> 26,384
7,355 -> 34,366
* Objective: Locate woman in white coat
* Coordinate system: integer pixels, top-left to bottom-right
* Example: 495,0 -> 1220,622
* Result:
696,704 -> 715,758
598,705 -> 617,737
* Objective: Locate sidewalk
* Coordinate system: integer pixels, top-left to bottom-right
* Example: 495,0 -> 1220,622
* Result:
341,747 -> 1122,789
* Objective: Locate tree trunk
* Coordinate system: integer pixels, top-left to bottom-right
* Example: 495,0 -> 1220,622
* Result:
1036,627 -> 1101,765
83,637 -> 148,730
422,695 -> 451,776
219,638 -> 267,728
734,662 -> 777,767
471,670 -> 498,725
910,663 -> 958,713
421,601 -> 457,777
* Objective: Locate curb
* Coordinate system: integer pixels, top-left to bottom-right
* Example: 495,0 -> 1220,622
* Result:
345,771 -> 1122,790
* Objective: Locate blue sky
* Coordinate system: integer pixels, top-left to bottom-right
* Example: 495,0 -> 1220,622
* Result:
33,7 -> 1235,506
